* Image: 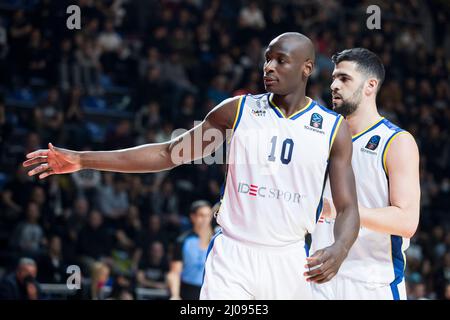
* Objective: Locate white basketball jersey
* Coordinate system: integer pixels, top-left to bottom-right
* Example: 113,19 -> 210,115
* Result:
311,117 -> 408,285
216,93 -> 343,247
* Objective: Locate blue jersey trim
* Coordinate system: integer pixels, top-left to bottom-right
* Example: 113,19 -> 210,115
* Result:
201,230 -> 223,286
390,235 -> 405,300
352,118 -> 385,142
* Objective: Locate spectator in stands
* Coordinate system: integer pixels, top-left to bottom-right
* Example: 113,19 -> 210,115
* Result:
173,93 -> 196,129
8,10 -> 32,85
161,52 -> 197,102
134,101 -> 161,137
37,235 -> 66,284
77,210 -> 112,274
65,197 -> 89,236
74,38 -> 101,96
116,205 -> 142,251
127,176 -> 151,214
0,257 -> 41,300
26,28 -> 48,85
136,240 -> 169,290
96,173 -> 129,228
58,39 -> 77,92
137,65 -> 166,107
86,261 -> 110,300
1,165 -> 34,226
110,207 -> 142,276
139,47 -> 163,79
63,87 -> 91,149
32,87 -> 64,142
98,19 -> 122,52
167,200 -> 213,300
10,201 -> 46,259
138,214 -> 169,251
29,185 -> 50,230
239,1 -> 266,31
151,178 -> 179,215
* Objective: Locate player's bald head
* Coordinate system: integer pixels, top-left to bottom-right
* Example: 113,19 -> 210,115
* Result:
268,32 -> 315,63
263,32 -> 315,94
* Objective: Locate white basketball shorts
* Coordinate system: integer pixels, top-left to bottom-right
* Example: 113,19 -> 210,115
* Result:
200,231 -> 312,300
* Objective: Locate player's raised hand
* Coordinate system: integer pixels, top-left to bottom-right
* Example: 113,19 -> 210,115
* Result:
303,243 -> 347,284
23,143 -> 82,179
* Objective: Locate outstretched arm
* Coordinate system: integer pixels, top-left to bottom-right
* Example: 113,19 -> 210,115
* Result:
23,97 -> 239,179
305,119 -> 359,284
359,133 -> 420,238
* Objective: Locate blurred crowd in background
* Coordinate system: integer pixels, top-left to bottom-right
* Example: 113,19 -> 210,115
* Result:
0,0 -> 448,299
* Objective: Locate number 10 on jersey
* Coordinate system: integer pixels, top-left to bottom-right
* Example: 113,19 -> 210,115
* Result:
268,136 -> 294,165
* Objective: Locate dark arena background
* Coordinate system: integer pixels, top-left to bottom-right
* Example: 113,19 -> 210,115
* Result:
0,0 -> 448,302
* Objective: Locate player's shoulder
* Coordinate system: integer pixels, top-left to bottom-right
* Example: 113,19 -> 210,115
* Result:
381,119 -> 416,144
387,130 -> 418,152
381,118 -> 405,134
206,95 -> 243,129
381,119 -> 418,161
384,128 -> 419,176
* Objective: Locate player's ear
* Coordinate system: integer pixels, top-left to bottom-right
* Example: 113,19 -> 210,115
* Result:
366,78 -> 378,95
303,59 -> 314,78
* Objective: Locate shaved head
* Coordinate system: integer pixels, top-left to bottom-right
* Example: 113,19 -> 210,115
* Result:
269,32 -> 315,63
264,32 -> 315,95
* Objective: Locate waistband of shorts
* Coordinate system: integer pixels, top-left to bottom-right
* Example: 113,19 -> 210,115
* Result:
221,229 -> 306,252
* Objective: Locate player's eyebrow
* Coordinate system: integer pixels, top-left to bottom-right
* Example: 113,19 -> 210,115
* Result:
265,50 -> 290,59
332,71 -> 353,79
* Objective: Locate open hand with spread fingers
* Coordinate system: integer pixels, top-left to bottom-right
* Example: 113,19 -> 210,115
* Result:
23,143 -> 82,179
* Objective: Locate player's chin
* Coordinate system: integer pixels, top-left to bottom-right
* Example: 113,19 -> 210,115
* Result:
332,99 -> 342,110
264,83 -> 281,93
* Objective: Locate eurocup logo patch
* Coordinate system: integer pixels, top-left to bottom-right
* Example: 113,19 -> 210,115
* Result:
310,113 -> 323,129
365,135 -> 381,150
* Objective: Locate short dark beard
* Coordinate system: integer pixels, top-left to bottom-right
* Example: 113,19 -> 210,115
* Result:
333,100 -> 358,117
333,83 -> 364,117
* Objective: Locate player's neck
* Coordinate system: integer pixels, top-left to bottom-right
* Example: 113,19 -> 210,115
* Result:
272,91 -> 309,118
346,102 -> 382,137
